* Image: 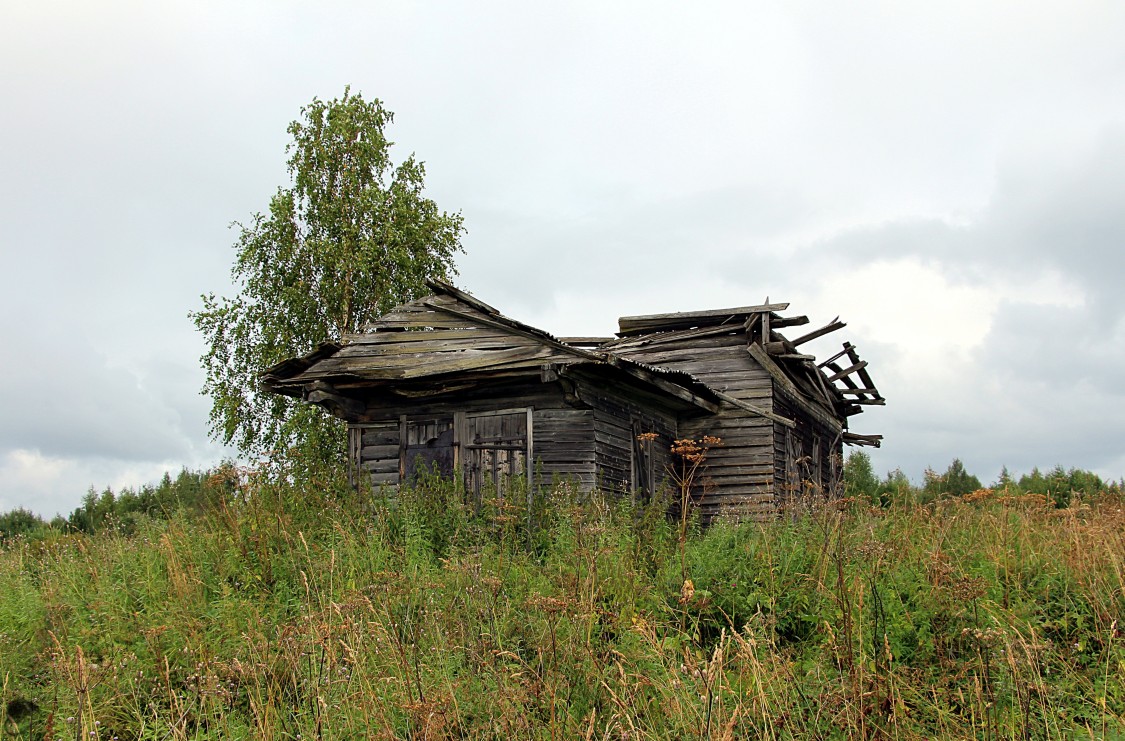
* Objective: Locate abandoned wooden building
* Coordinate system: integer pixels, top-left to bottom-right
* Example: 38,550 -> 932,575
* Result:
261,281 -> 884,520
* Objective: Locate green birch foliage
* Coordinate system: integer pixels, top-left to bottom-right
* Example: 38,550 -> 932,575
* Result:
192,89 -> 464,463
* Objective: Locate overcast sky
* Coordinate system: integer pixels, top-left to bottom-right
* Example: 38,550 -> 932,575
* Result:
3,0 -> 1124,517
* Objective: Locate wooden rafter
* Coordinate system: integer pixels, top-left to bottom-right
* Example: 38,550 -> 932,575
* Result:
825,360 -> 868,384
791,319 -> 846,347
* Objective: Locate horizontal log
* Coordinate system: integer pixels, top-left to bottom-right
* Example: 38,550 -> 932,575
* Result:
360,444 -> 399,460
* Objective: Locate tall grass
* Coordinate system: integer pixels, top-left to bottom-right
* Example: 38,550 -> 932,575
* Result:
1,471 -> 1122,739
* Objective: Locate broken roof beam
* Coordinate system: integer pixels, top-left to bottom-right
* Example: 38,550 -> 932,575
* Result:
842,432 -> 882,448
837,387 -> 880,396
825,360 -> 868,385
711,389 -> 796,428
747,343 -> 843,434
791,319 -> 846,347
844,343 -> 881,396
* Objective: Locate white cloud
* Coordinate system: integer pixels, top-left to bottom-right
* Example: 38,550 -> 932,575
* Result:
0,449 -> 197,518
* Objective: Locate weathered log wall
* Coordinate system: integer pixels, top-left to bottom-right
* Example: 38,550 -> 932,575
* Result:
610,330 -> 777,520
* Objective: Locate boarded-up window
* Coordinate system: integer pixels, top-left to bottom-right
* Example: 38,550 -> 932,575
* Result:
402,417 -> 455,482
464,409 -> 530,507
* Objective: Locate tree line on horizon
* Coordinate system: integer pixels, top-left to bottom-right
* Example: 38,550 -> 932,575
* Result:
1,453 -> 1119,544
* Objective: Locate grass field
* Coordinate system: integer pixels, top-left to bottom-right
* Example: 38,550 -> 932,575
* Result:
1,466 -> 1123,739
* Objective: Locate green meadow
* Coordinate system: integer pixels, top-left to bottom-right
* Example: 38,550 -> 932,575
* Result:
1,458 -> 1123,739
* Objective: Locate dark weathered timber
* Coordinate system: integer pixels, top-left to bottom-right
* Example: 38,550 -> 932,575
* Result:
618,302 -> 790,336
264,282 -> 883,522
842,432 -> 883,447
711,389 -> 796,428
747,344 -> 842,435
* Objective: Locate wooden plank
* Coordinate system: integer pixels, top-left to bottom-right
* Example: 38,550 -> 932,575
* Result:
620,302 -> 790,327
360,444 -> 400,460
607,323 -> 743,349
825,360 -> 868,384
842,432 -> 882,448
346,328 -> 514,344
618,303 -> 790,336
790,320 -> 845,348
771,315 -> 809,328
841,344 -> 880,397
423,301 -> 603,361
365,471 -> 400,486
424,280 -> 502,316
336,336 -> 533,356
711,389 -> 795,428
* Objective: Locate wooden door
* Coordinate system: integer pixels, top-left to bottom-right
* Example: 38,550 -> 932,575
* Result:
464,409 -> 530,508
401,417 -> 455,482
